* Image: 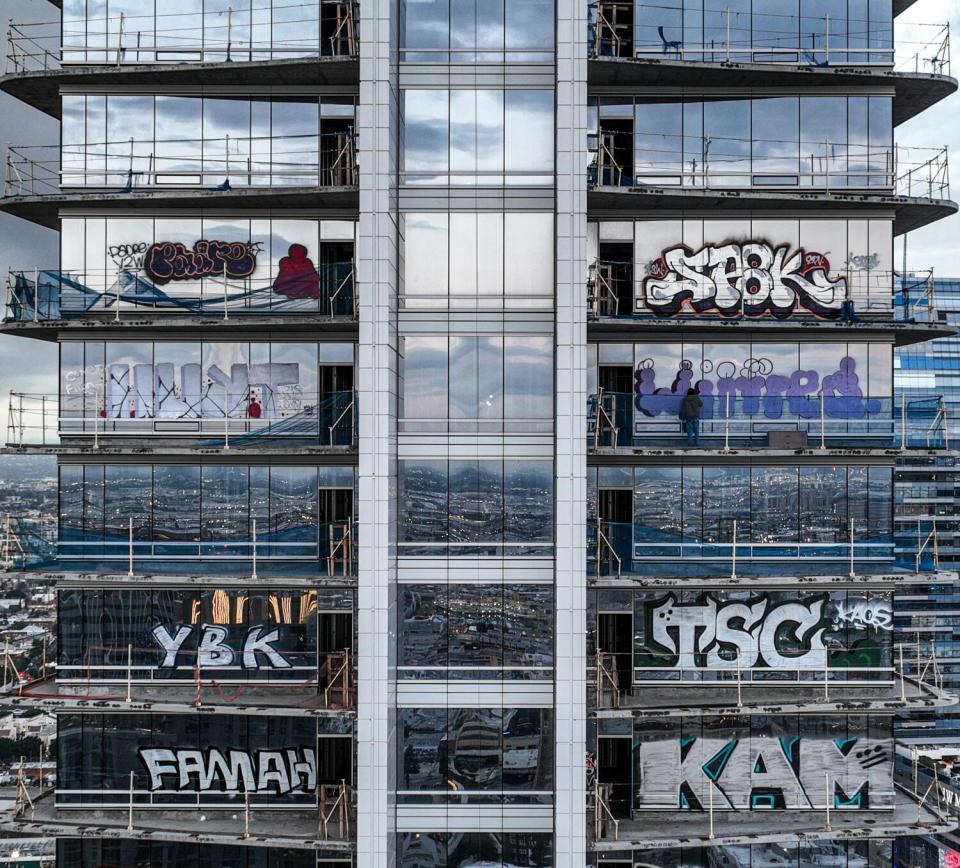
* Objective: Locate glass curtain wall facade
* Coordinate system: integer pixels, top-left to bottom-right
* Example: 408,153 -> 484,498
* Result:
0,0 -> 956,864
392,0 -> 560,861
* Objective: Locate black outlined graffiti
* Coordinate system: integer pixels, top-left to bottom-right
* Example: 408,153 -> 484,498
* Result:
137,746 -> 316,794
151,623 -> 293,670
643,241 -> 846,318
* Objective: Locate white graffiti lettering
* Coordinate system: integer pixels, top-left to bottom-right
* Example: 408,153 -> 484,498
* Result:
138,747 -> 316,794
73,361 -> 302,420
643,242 -> 847,318
636,732 -> 892,811
151,623 -> 292,670
197,625 -> 235,667
151,624 -> 192,668
242,626 -> 293,670
833,601 -> 893,631
649,594 -> 827,671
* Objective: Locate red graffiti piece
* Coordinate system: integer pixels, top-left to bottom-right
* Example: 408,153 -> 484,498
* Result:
800,251 -> 830,277
648,257 -> 669,280
273,243 -> 321,300
946,854 -> 960,868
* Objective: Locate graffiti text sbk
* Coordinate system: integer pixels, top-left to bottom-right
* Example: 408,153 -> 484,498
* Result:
643,242 -> 846,318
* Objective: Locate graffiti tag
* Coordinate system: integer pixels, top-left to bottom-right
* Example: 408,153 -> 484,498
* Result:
832,601 -> 893,632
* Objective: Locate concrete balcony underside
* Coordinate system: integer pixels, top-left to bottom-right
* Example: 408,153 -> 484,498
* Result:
587,319 -> 957,349
591,787 -> 952,852
588,60 -> 956,128
589,570 -> 957,590
0,794 -> 354,854
587,187 -> 958,236
0,316 -> 359,342
592,680 -> 954,717
0,187 -> 359,230
0,57 -> 359,118
0,679 -> 355,718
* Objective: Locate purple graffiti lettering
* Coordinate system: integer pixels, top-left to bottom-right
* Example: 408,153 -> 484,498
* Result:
634,358 -> 881,422
145,240 -> 258,284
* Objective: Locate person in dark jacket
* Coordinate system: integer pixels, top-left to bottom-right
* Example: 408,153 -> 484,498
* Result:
679,388 -> 703,446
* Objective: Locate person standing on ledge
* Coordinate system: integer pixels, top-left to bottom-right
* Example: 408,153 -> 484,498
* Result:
680,387 -> 703,447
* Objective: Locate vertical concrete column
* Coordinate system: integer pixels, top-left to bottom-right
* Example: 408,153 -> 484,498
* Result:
554,0 -> 588,861
357,0 -> 399,863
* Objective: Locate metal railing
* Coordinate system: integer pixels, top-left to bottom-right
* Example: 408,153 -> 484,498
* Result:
588,517 -> 898,576
590,635 -> 949,703
586,393 -> 950,450
5,3 -> 359,73
589,264 -> 942,322
7,388 -> 358,449
3,263 -> 357,322
0,514 -> 55,570
588,139 -> 951,201
58,520 -> 357,572
4,130 -> 358,196
595,650 -> 620,709
319,781 -> 353,840
590,780 -> 619,842
587,3 -> 950,76
595,520 -> 622,578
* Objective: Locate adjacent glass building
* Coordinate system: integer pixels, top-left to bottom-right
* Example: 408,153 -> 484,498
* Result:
0,0 -> 957,864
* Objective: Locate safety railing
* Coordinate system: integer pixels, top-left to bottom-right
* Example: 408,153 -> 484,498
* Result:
3,263 -> 356,322
0,514 -> 55,570
321,648 -> 354,707
7,389 -> 358,449
589,265 -> 941,322
5,3 -> 359,73
590,780 -> 620,842
57,520 -> 357,574
588,518 -> 897,577
588,140 -> 951,201
595,520 -> 622,578
587,393 -> 949,450
895,271 -> 940,323
56,647 -> 354,696
594,650 -> 621,709
895,750 -> 956,827
595,647 -> 901,689
894,23 -> 951,76
319,781 -> 353,840
588,4 -> 950,75
896,146 -> 951,200
4,130 -> 358,196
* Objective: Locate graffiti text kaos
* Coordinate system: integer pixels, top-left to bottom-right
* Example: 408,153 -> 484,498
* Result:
144,240 -> 259,284
644,242 -> 847,319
